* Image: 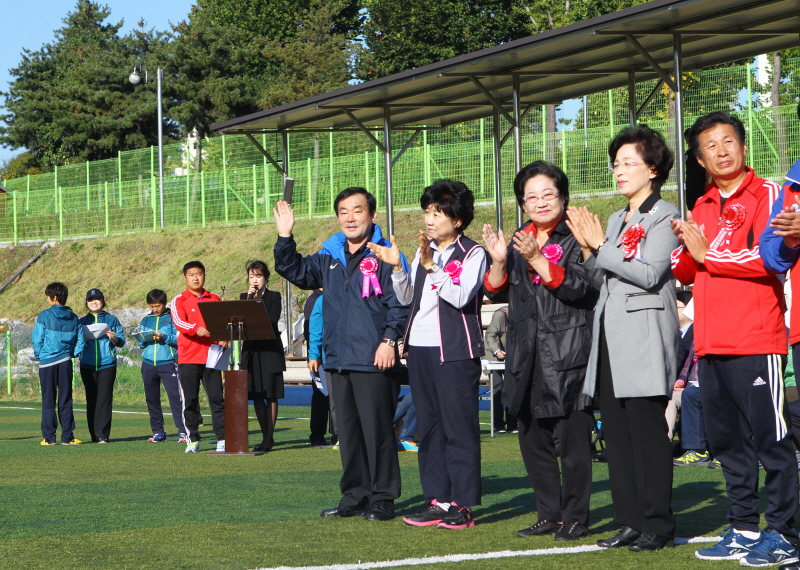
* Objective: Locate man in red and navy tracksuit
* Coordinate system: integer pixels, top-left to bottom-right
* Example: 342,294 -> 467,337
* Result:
671,111 -> 798,566
172,261 -> 226,453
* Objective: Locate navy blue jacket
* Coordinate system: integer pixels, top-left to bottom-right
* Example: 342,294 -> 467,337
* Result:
274,224 -> 410,373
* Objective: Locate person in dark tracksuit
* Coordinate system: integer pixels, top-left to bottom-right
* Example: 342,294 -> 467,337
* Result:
138,289 -> 185,442
274,187 -> 409,523
369,180 -> 486,530
33,282 -> 86,445
78,288 -> 125,444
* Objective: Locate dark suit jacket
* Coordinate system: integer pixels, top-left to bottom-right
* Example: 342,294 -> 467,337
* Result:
239,289 -> 286,372
676,323 -> 694,377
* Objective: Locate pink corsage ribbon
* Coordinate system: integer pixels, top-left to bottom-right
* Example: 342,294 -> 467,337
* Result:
443,260 -> 463,285
621,223 -> 646,260
360,256 -> 382,298
710,202 -> 746,250
533,243 -> 563,284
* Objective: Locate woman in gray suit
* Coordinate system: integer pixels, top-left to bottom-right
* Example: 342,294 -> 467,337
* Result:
567,125 -> 679,552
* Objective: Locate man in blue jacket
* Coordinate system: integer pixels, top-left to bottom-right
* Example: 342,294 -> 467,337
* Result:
274,187 -> 409,522
33,282 -> 86,445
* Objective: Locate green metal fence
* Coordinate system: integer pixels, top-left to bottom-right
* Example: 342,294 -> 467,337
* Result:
1,58 -> 799,244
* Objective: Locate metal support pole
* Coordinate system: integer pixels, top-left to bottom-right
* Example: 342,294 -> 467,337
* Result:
673,35 -> 686,218
104,181 -> 109,236
157,68 -> 164,229
512,75 -> 523,228
628,71 -> 637,127
222,135 -> 229,223
282,131 -> 292,355
492,109 -> 503,231
383,107 -> 394,237
6,330 -> 11,394
12,191 -> 17,246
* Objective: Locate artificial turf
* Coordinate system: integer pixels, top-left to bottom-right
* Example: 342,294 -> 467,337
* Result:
0,403 -> 768,570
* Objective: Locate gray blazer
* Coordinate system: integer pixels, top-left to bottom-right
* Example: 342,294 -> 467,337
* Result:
582,197 -> 679,399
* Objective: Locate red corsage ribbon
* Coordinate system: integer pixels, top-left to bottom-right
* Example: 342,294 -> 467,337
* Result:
710,202 -> 746,249
621,223 -> 646,260
533,243 -> 563,284
443,260 -> 463,285
360,256 -> 382,298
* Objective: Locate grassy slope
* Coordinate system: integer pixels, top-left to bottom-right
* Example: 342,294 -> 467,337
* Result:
0,404 -> 733,570
0,191 -> 641,322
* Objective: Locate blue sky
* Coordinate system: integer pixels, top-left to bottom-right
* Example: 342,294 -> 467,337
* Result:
0,0 -> 195,164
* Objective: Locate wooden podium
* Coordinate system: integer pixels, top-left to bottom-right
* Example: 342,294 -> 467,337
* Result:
197,299 -> 275,456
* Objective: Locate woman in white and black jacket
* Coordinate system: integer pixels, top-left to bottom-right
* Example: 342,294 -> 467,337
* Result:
368,179 -> 486,530
483,161 -> 597,542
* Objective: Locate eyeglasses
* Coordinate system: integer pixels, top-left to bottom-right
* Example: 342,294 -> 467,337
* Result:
608,161 -> 646,173
524,191 -> 560,203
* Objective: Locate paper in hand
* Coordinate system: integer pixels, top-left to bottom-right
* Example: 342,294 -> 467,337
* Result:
83,323 -> 109,340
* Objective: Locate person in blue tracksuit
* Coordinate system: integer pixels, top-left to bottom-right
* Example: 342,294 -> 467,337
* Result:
138,289 -> 185,442
78,288 -> 125,443
274,187 -> 410,522
33,282 -> 86,445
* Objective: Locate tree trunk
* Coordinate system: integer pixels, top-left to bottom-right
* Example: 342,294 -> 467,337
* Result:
773,52 -> 787,174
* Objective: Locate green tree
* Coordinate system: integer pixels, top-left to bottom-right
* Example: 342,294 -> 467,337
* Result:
0,152 -> 43,180
0,1 -> 175,170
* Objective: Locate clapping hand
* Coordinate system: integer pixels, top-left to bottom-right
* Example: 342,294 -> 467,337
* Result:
512,230 -> 542,265
367,235 -> 402,271
566,206 -> 605,250
674,210 -> 709,264
770,192 -> 800,248
482,224 -> 508,264
273,200 -> 295,237
418,230 -> 435,270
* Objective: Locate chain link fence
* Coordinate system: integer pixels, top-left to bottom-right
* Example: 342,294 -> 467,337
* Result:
1,58 -> 799,243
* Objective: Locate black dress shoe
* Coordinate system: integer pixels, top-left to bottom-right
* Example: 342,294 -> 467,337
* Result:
320,502 -> 368,518
597,526 -> 641,548
517,519 -> 562,537
253,441 -> 272,452
555,522 -> 591,541
627,533 -> 674,551
364,500 -> 395,521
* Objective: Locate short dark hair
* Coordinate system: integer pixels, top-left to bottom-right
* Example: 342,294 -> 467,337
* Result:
687,111 -> 746,158
675,290 -> 693,306
246,260 -> 270,281
45,282 -> 68,305
513,161 -> 570,209
608,125 -> 675,192
333,187 -> 376,215
146,289 -> 167,305
420,179 -> 475,231
183,261 -> 205,275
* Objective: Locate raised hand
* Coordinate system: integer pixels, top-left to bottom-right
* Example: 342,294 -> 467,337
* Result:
273,200 -> 295,237
367,235 -> 402,271
418,230 -> 434,270
566,206 -> 605,250
679,210 -> 709,264
482,224 -> 508,264
770,195 -> 800,248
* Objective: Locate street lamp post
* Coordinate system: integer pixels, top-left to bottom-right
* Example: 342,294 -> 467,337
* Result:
129,65 -> 164,229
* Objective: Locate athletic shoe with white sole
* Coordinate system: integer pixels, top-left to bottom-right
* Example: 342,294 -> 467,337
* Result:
178,433 -> 187,443
696,529 -> 763,560
185,441 -> 200,453
673,450 -> 711,466
216,440 -> 225,452
739,530 -> 799,567
148,433 -> 166,442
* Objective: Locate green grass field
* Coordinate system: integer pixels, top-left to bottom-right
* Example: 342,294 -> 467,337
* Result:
0,401 -> 763,570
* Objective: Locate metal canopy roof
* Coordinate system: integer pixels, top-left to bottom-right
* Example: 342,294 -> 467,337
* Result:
211,0 -> 800,135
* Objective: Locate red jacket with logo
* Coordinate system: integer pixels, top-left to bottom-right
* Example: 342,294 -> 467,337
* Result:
671,168 -> 786,357
172,288 -> 221,365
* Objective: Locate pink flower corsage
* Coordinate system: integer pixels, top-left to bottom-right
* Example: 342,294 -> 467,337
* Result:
533,243 -> 563,284
360,256 -> 382,298
443,260 -> 463,285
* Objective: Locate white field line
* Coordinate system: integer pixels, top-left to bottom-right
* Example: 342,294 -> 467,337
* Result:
252,537 -> 721,570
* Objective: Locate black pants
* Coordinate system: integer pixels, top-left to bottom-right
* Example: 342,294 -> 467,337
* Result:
80,366 -> 116,441
699,353 -> 798,539
142,361 -> 186,436
330,369 -> 400,508
39,360 -> 76,443
492,372 -> 518,431
408,346 -> 482,507
310,381 -> 334,443
598,330 -> 675,537
178,364 -> 225,442
517,402 -> 594,526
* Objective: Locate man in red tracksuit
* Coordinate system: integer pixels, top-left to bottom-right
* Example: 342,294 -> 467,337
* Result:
671,111 -> 798,566
172,260 -> 226,453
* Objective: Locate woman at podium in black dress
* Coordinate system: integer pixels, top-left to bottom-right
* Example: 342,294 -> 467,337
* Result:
239,260 -> 286,452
